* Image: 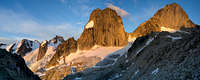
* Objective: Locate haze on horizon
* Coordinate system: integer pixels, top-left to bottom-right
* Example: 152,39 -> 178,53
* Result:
0,0 -> 199,44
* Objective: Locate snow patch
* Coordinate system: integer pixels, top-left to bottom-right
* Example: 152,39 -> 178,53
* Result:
125,60 -> 129,63
31,41 -> 40,50
65,46 -> 122,63
41,40 -> 48,47
136,37 -> 154,55
71,66 -> 77,74
23,49 -> 39,66
128,36 -> 136,42
161,26 -> 190,34
152,68 -> 159,75
85,20 -> 94,29
75,77 -> 82,80
45,66 -> 56,71
0,45 -> 6,49
35,72 -> 46,77
93,44 -> 132,68
28,46 -> 56,72
48,38 -> 61,48
160,27 -> 176,32
167,35 -> 182,41
58,56 -> 65,65
134,70 -> 139,75
107,43 -> 132,58
131,70 -> 139,79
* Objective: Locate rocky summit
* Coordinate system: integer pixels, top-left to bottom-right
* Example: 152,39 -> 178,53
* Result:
47,37 -> 77,68
64,25 -> 200,80
129,3 -> 196,39
0,49 -> 41,80
6,39 -> 40,57
37,36 -> 64,61
78,8 -> 128,50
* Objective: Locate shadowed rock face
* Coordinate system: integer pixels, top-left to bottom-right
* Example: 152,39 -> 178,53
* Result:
37,40 -> 48,61
78,8 -> 128,50
64,26 -> 200,80
130,3 -> 196,38
6,39 -> 40,57
37,36 -> 64,61
0,49 -> 41,80
49,36 -> 65,45
47,37 -> 77,68
0,43 -> 6,48
16,39 -> 39,57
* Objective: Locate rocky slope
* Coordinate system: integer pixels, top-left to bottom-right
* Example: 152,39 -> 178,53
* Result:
42,46 -> 123,80
78,8 -> 128,50
129,3 -> 196,39
64,25 -> 200,80
23,36 -> 64,72
37,36 -> 64,61
47,37 -> 78,68
6,39 -> 40,57
0,49 -> 41,80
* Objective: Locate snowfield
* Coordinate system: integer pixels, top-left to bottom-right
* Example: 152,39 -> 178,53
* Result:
160,26 -> 176,32
85,20 -> 94,29
23,49 -> 39,66
29,46 -> 56,72
64,45 -> 123,63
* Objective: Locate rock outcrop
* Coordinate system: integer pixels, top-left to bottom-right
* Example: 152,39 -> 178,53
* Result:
64,26 -> 200,80
47,37 -> 77,68
0,49 -> 41,80
78,8 -> 128,50
37,40 -> 48,61
37,36 -> 64,61
130,3 -> 196,38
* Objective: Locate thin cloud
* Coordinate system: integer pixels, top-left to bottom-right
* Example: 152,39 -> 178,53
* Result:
0,8 -> 81,41
133,0 -> 137,8
60,0 -> 65,3
106,3 -> 129,17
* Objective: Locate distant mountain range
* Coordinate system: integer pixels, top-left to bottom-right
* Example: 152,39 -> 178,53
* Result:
0,3 -> 199,80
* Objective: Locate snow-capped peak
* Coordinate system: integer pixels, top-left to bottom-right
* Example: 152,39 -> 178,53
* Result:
5,39 -> 40,56
48,36 -> 64,48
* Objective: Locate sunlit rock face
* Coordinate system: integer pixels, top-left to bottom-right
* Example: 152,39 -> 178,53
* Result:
78,8 -> 128,50
47,37 -> 77,68
130,3 -> 196,38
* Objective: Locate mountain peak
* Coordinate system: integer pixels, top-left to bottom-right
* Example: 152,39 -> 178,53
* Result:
6,39 -> 40,56
165,3 -> 179,7
89,8 -> 120,22
78,7 -> 128,50
165,3 -> 180,8
130,3 -> 196,38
